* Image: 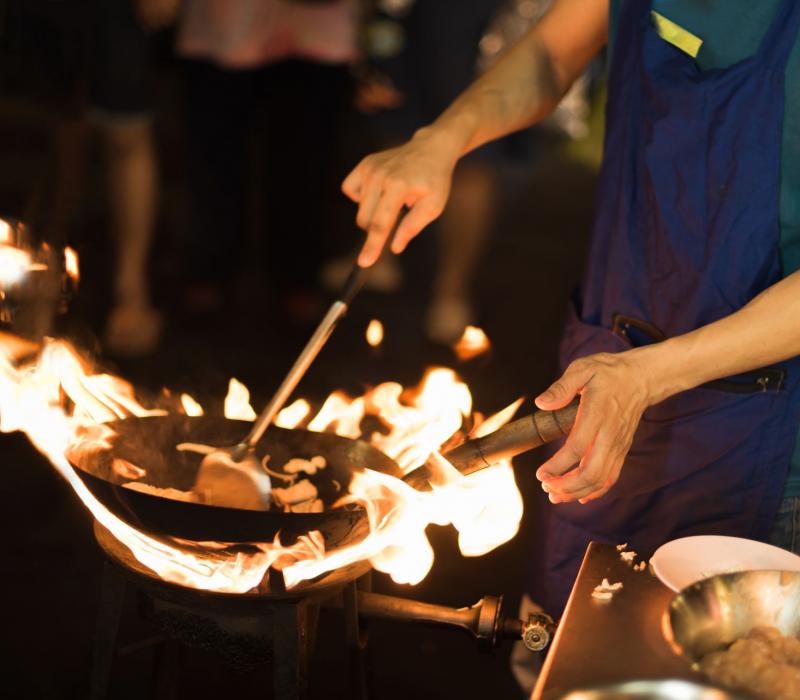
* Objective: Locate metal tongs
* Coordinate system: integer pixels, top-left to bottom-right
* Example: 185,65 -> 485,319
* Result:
193,215 -> 406,509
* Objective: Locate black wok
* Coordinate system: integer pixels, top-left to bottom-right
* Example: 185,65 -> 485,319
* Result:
69,401 -> 577,547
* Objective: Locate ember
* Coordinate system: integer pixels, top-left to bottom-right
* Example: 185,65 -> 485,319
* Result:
453,325 -> 491,361
366,318 -> 384,347
64,246 -> 79,284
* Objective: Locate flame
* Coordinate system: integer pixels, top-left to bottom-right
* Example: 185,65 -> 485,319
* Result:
0,244 -> 33,286
366,319 -> 384,347
0,220 -> 54,286
453,325 -> 491,361
308,391 -> 366,439
275,398 -> 311,429
224,378 -> 257,421
368,368 -> 472,472
64,246 -> 79,284
471,397 -> 524,438
0,331 -> 524,593
283,397 -> 524,586
180,393 -> 204,417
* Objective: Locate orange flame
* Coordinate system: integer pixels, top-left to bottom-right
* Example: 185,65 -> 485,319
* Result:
275,398 -> 311,429
0,219 -> 10,243
366,319 -> 384,347
64,246 -> 79,284
453,326 -> 491,361
224,378 -> 256,421
0,333 -> 524,592
0,244 -> 33,286
180,393 -> 204,417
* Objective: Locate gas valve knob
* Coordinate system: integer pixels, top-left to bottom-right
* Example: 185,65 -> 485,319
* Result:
521,612 -> 555,652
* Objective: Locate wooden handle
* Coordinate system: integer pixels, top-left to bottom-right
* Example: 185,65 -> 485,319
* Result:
444,399 -> 579,475
402,399 -> 579,490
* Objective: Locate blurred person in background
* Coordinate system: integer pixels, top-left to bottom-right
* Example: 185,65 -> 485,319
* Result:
325,0 -> 508,344
176,0 -> 358,318
326,0 -> 579,344
91,0 -> 174,355
0,1 -> 168,353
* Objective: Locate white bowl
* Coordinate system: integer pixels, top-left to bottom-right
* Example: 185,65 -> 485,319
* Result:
651,535 -> 800,592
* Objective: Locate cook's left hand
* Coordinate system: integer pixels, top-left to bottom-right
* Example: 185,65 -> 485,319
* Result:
534,349 -> 657,504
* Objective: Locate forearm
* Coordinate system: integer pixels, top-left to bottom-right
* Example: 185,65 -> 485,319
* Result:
418,36 -> 562,159
641,270 -> 800,403
410,0 -> 609,161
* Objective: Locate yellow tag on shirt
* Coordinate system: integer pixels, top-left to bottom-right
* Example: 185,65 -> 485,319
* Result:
651,10 -> 703,58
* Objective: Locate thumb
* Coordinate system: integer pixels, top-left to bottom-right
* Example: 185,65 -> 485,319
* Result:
535,364 -> 593,410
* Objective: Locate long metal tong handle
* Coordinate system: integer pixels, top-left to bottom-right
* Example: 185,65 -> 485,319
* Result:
231,212 -> 406,460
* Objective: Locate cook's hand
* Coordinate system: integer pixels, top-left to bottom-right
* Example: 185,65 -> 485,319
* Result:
342,129 -> 459,267
534,350 -> 656,504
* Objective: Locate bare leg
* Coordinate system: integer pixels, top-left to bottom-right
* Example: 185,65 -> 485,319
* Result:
49,118 -> 91,244
101,118 -> 162,355
427,161 -> 496,343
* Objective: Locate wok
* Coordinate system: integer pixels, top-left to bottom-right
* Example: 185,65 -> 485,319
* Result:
664,570 -> 800,662
69,401 -> 577,547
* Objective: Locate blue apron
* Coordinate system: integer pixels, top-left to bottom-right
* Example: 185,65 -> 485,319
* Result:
528,0 -> 800,615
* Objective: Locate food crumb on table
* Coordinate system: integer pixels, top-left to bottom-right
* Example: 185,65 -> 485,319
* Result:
592,577 -> 623,601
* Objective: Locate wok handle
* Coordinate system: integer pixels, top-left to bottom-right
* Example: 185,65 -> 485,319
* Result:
443,398 -> 579,476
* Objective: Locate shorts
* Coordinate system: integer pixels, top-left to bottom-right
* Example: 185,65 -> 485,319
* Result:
89,0 -> 154,120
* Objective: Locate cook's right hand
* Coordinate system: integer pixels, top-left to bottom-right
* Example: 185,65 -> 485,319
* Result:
342,129 -> 459,267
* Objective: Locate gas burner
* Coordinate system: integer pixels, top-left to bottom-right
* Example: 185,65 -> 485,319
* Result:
90,523 -> 553,700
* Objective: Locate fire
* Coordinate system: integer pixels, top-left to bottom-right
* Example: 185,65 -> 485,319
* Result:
453,325 -> 491,361
275,398 -> 311,429
0,244 -> 33,286
366,319 -> 384,347
224,378 -> 257,421
0,332 -> 524,593
0,219 -> 55,287
180,393 -> 204,417
64,246 -> 79,284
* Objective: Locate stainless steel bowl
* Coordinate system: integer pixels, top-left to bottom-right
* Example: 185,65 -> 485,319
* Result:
555,679 -> 745,699
663,570 -> 800,662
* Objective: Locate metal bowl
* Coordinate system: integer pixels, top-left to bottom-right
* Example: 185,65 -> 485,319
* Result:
663,570 -> 800,663
554,679 -> 745,699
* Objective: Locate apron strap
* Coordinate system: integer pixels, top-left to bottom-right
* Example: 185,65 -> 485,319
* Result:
758,0 -> 800,68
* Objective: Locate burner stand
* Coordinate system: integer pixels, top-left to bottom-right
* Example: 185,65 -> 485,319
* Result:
89,522 -> 371,700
